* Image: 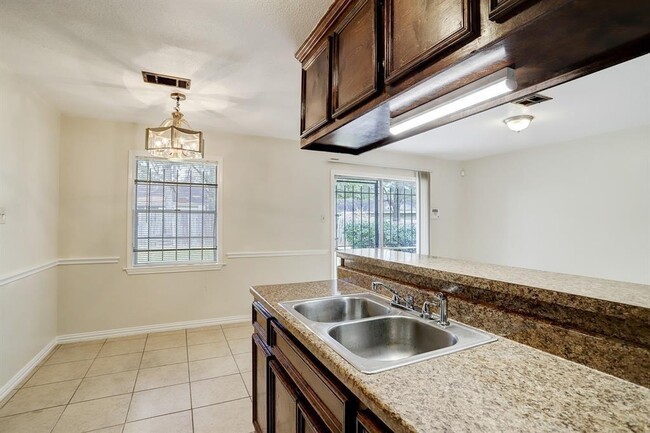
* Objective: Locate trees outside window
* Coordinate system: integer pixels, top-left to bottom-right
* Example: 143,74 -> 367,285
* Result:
335,177 -> 417,252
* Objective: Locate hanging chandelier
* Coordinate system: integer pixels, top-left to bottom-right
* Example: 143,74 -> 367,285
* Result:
145,92 -> 204,159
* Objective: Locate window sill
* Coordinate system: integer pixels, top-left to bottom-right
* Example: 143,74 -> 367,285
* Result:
124,263 -> 226,275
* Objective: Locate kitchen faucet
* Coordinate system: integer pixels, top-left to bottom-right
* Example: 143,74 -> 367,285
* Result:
421,293 -> 450,326
371,281 -> 414,310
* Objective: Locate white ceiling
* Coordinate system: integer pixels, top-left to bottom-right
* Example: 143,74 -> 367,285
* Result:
1,2 -> 648,154
0,0 -> 332,139
381,53 -> 650,161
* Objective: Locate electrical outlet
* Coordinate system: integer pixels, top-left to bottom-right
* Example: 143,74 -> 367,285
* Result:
0,208 -> 5,224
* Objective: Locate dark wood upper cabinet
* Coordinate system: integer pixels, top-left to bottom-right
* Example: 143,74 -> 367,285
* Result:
384,0 -> 478,83
489,0 -> 540,23
296,0 -> 650,154
301,39 -> 331,137
332,0 -> 380,118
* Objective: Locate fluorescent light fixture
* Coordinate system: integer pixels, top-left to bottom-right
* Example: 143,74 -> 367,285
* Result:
390,68 -> 517,135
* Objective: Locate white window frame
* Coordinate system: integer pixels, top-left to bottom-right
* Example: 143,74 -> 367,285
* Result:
329,169 -> 418,278
124,150 -> 224,275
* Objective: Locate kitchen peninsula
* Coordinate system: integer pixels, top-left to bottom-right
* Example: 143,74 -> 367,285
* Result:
251,278 -> 649,433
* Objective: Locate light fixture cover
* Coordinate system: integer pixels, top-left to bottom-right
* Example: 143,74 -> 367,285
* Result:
145,93 -> 204,159
390,67 -> 517,135
503,115 -> 534,132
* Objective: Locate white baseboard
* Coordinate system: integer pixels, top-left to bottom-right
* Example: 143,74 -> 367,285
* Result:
0,338 -> 58,403
57,314 -> 251,344
0,314 -> 250,403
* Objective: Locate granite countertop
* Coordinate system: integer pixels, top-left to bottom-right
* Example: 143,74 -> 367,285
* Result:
338,249 -> 650,311
251,280 -> 650,433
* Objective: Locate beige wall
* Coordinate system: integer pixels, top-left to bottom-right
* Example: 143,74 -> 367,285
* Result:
0,66 -> 60,386
57,116 -> 459,334
458,126 -> 650,284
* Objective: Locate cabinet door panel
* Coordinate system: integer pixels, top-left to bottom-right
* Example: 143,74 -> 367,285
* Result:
298,402 -> 331,433
253,334 -> 272,433
489,0 -> 539,22
385,0 -> 477,83
356,410 -> 391,432
301,39 -> 331,136
332,0 -> 379,117
269,360 -> 299,433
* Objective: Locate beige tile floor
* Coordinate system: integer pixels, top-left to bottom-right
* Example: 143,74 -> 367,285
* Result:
0,323 -> 255,433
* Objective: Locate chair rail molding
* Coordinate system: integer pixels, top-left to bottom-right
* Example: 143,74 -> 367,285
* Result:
0,257 -> 120,287
58,257 -> 120,265
226,249 -> 329,259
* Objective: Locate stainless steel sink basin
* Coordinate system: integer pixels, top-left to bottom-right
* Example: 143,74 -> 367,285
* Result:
279,293 -> 496,373
328,316 -> 457,361
293,296 -> 391,323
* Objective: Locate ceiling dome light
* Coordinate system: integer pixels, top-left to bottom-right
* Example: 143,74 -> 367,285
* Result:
503,115 -> 534,132
145,93 -> 204,160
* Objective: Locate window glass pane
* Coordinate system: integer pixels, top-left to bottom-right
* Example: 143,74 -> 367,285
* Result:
163,238 -> 176,250
190,186 -> 203,209
136,185 -> 149,210
149,213 -> 163,237
190,214 -> 203,237
204,186 -> 216,211
203,214 -> 215,237
163,214 -> 176,238
133,157 -> 218,266
149,238 -> 162,250
176,213 -> 190,237
335,176 -> 416,253
177,186 -> 191,211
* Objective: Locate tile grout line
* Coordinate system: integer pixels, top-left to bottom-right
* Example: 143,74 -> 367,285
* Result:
121,332 -> 149,433
185,328 -> 195,433
1,326 -> 252,430
48,337 -> 109,433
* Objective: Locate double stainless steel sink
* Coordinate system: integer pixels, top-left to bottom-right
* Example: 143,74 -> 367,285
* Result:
280,293 -> 496,373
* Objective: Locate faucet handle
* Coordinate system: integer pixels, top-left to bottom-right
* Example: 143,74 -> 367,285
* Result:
421,301 -> 432,320
437,292 -> 450,326
405,295 -> 415,310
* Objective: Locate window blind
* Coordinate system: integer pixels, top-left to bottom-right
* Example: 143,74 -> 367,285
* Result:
133,158 -> 218,265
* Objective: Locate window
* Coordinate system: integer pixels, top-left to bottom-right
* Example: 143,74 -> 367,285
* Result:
335,176 -> 417,252
131,157 -> 219,267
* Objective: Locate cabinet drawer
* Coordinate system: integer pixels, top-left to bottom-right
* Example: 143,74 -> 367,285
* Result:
253,301 -> 273,343
271,322 -> 351,433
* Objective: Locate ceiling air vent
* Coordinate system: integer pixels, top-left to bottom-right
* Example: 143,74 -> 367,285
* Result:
142,71 -> 191,90
512,93 -> 552,107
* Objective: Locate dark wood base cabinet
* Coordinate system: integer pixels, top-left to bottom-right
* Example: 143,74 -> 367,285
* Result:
252,302 -> 392,433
